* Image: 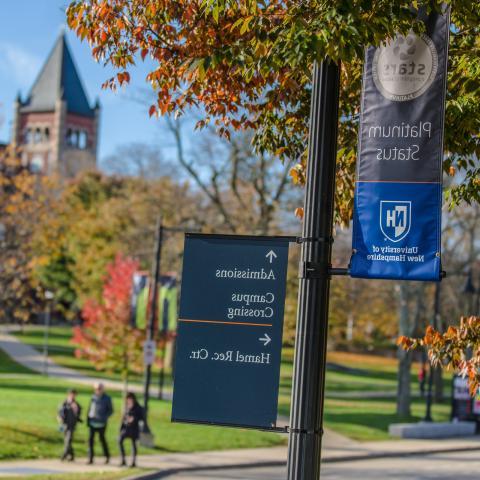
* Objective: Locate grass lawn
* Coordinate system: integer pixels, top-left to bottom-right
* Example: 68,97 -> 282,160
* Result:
6,326 -> 454,446
278,348 -> 453,441
0,349 -> 36,375
0,374 -> 284,461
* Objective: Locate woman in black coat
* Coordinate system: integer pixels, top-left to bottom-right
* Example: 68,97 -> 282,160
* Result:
119,392 -> 145,467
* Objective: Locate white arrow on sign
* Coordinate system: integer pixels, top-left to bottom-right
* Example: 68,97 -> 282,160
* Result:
265,250 -> 277,263
259,333 -> 271,346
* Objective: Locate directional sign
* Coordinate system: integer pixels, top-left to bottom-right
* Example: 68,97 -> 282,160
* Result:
143,340 -> 156,366
172,234 -> 289,429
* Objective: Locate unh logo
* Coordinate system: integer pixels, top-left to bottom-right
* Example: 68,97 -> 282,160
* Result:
380,201 -> 411,242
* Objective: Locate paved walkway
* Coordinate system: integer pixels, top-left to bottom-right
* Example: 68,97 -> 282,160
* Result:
160,450 -> 480,480
1,437 -> 480,478
0,327 -> 172,399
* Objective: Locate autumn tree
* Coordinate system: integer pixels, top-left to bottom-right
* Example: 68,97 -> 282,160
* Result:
33,170 -> 202,314
66,0 -> 480,226
0,147 -> 56,323
73,254 -> 145,395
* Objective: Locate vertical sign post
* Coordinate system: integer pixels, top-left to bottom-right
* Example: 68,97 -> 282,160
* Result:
286,60 -> 340,479
143,217 -> 163,433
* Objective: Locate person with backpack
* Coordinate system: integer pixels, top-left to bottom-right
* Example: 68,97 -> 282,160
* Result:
58,389 -> 82,461
87,382 -> 113,464
119,392 -> 145,467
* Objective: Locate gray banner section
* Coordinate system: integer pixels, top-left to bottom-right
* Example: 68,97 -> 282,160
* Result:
357,12 -> 449,183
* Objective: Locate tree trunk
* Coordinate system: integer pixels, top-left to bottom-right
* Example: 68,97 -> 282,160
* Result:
397,349 -> 412,417
397,283 -> 412,417
433,365 -> 444,403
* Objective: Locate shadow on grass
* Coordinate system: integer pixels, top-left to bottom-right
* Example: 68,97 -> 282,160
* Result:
324,410 -> 418,434
2,425 -> 62,445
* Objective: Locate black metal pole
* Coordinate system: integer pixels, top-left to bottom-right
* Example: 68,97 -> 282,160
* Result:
287,60 -> 340,480
424,281 -> 441,422
158,334 -> 167,400
43,301 -> 51,375
143,217 -> 163,429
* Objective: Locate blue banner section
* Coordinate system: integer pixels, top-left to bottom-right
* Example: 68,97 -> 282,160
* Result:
351,182 -> 441,280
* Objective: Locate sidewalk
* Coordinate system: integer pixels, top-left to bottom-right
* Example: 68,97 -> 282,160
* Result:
1,435 -> 480,478
0,327 -> 172,399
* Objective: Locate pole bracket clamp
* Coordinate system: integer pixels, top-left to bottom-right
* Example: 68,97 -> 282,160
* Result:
289,427 -> 324,436
299,261 -> 326,279
295,236 -> 334,244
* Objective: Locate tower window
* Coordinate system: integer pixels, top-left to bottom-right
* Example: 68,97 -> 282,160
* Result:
34,128 -> 42,144
66,129 -> 80,147
78,131 -> 88,150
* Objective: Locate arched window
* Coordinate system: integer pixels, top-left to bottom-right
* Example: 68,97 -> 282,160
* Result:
24,128 -> 32,144
44,127 -> 50,142
34,128 -> 42,144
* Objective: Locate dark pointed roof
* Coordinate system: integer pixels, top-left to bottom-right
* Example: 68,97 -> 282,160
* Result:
20,33 -> 96,117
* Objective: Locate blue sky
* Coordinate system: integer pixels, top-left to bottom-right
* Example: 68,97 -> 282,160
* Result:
0,0 -> 169,163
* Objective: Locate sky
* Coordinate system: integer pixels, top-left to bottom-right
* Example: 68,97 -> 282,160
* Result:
0,0 -> 170,164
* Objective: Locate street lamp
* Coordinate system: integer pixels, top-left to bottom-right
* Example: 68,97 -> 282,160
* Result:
0,223 -> 6,245
462,269 -> 479,316
42,290 -> 54,375
141,217 -> 201,445
423,282 -> 441,422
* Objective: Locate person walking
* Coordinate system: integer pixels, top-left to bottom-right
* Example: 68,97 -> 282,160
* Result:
87,382 -> 113,464
58,389 -> 82,461
119,392 -> 145,467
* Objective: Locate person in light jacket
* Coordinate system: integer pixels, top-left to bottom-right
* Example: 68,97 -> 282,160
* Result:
87,382 -> 113,464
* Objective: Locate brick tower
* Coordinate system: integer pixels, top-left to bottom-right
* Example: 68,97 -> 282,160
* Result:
11,33 -> 100,177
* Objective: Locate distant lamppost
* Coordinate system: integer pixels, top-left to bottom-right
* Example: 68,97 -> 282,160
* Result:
423,282 -> 441,422
43,290 -> 54,375
0,223 -> 6,246
462,269 -> 479,316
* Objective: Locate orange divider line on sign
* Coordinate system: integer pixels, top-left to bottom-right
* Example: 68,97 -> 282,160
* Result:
178,318 -> 273,327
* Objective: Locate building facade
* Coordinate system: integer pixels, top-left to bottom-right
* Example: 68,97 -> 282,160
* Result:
11,33 -> 99,177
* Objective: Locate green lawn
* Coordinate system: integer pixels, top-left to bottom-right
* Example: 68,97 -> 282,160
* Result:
0,349 -> 36,375
278,348 -> 452,441
0,374 -> 283,461
6,326 -> 454,448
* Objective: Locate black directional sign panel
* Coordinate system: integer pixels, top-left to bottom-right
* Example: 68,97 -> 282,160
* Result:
172,233 -> 289,429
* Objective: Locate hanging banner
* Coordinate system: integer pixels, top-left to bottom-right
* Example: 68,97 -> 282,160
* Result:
350,10 -> 449,281
131,273 -> 177,332
130,272 -> 149,327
